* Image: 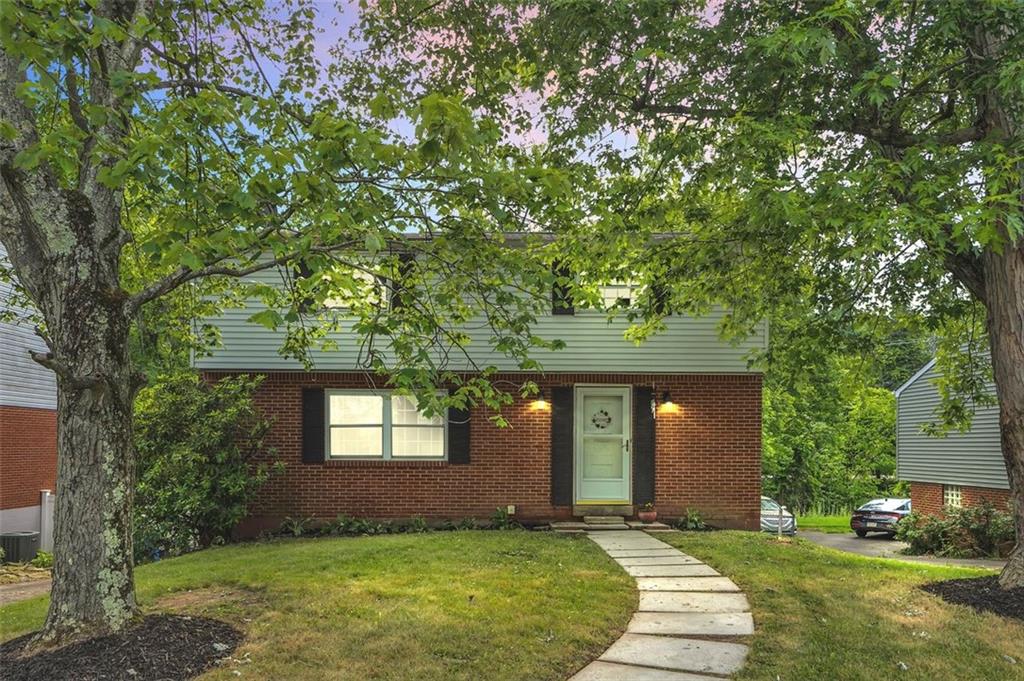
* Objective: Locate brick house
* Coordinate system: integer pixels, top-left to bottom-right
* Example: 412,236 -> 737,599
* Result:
0,245 -> 57,550
198,263 -> 765,532
896,355 -> 1011,516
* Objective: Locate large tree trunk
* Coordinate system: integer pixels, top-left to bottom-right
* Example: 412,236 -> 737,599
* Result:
984,242 -> 1024,589
26,194 -> 141,643
40,327 -> 139,641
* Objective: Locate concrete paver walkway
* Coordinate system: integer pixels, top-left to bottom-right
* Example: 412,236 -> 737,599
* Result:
571,531 -> 752,681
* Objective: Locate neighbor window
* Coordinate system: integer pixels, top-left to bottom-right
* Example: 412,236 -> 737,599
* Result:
943,485 -> 962,508
327,391 -> 446,459
598,281 -> 637,308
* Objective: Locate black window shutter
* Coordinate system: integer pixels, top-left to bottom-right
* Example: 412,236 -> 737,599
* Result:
448,407 -> 471,464
651,281 -> 670,315
293,260 -> 316,314
551,262 -> 574,315
632,386 -> 656,505
390,252 -> 415,309
550,387 -> 574,505
301,388 -> 325,464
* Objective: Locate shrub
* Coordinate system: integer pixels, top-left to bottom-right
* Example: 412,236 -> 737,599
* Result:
29,551 -> 53,568
896,503 -> 1016,558
134,372 -> 277,561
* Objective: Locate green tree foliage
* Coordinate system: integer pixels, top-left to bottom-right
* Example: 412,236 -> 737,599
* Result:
134,373 -> 276,560
361,0 -> 1024,589
1,0 -> 585,639
763,356 -> 904,515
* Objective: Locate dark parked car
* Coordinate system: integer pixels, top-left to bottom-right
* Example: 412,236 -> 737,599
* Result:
850,498 -> 911,537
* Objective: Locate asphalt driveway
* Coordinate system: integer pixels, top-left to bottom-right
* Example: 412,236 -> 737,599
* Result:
800,530 -> 1006,570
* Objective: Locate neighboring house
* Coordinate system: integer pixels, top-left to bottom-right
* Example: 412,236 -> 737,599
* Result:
197,261 -> 766,532
895,356 -> 1010,516
0,245 -> 57,551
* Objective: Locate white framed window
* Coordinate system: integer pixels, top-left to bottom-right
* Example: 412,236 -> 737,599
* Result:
598,281 -> 637,308
943,485 -> 962,508
326,390 -> 446,460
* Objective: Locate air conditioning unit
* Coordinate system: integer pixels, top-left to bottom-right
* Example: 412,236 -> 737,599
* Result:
1,531 -> 40,563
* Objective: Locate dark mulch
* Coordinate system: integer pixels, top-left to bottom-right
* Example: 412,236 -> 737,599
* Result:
922,575 -> 1024,622
0,614 -> 242,681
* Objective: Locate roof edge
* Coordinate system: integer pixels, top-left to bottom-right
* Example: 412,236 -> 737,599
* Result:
894,357 -> 937,399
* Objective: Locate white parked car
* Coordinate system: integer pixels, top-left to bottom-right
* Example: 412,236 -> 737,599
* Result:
760,496 -> 797,535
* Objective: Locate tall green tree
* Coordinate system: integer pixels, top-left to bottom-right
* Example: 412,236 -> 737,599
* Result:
0,1 -> 573,643
360,0 -> 1024,588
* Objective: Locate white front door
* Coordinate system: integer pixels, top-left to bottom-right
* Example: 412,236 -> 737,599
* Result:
575,386 -> 631,503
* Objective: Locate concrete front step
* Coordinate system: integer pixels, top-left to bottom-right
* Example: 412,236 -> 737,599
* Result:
627,611 -> 755,636
551,522 -> 631,532
570,660 -> 721,681
599,633 -> 749,677
573,504 -> 633,517
626,521 -> 673,531
584,515 -> 627,524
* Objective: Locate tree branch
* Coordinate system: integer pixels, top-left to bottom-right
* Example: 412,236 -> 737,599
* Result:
125,239 -> 359,316
633,101 -> 986,148
29,350 -> 103,389
144,78 -> 259,99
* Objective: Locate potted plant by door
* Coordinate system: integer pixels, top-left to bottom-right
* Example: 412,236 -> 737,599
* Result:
637,503 -> 657,524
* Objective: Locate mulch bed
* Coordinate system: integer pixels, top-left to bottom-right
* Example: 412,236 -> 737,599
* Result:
922,575 -> 1024,622
0,614 -> 242,681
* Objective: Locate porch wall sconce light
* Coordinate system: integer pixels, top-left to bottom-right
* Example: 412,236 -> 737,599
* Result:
658,389 -> 680,415
530,388 -> 551,411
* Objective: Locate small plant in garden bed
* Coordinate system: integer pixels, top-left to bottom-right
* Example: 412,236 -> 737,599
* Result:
280,516 -> 313,537
28,552 -> 52,569
489,507 -> 521,530
674,508 -> 710,531
276,512 -> 535,540
896,502 -> 1015,558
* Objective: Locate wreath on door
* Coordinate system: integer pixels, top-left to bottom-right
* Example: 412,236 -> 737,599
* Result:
591,408 -> 612,429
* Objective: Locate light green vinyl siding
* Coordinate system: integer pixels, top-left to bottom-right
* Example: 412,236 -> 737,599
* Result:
895,359 -> 1007,489
194,267 -> 766,374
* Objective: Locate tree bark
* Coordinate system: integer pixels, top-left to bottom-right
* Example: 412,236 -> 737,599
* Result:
41,336 -> 139,641
30,200 -> 141,642
984,241 -> 1024,589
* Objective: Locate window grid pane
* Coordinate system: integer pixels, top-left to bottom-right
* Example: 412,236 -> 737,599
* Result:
329,426 -> 383,457
392,425 -> 445,458
392,395 -> 443,426
329,394 -> 383,425
943,485 -> 962,508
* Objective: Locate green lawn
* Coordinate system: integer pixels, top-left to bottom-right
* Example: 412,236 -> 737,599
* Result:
797,513 -> 852,533
661,531 -> 1023,681
0,531 -> 634,681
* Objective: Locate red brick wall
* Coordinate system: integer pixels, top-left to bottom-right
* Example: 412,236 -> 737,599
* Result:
910,481 -> 1012,516
204,371 -> 762,533
0,405 -> 57,510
